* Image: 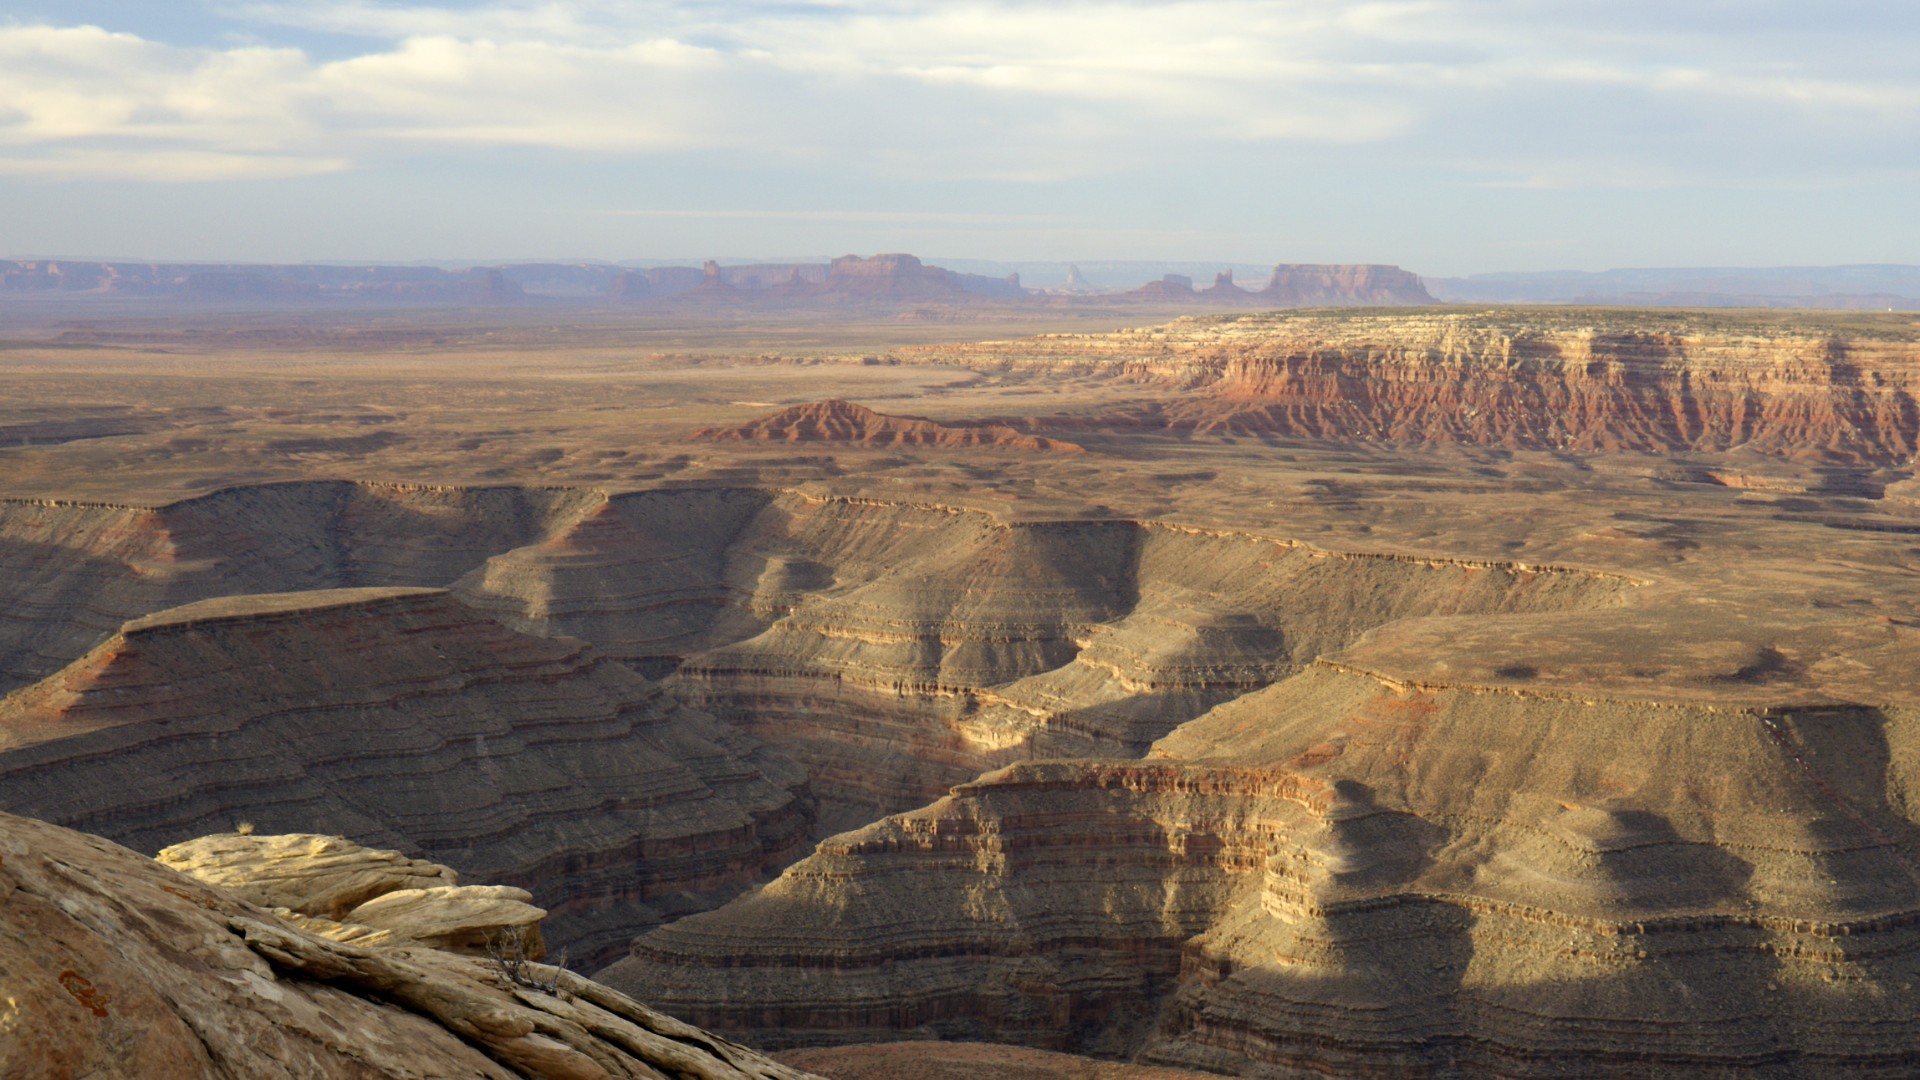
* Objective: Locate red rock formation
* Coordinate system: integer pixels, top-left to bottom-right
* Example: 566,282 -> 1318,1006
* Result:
691,399 -> 1084,452
899,311 -> 1920,464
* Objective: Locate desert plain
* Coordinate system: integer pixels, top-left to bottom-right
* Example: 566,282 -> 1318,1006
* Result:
8,286 -> 1920,1076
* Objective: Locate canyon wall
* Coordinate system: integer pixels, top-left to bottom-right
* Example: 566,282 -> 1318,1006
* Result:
455,488 -> 1631,830
0,480 -> 1632,932
609,662 -> 1920,1076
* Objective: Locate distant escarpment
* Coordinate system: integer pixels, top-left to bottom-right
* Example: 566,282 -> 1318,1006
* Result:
692,399 -> 1084,452
0,810 -> 818,1080
0,587 -> 813,964
901,310 -> 1920,463
610,661 -> 1920,1076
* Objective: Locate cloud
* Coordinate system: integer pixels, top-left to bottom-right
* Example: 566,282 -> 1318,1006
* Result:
0,149 -> 350,181
594,209 -> 1076,224
1,1 -> 1918,189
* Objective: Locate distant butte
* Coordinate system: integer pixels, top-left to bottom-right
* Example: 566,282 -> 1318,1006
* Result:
691,399 -> 1085,452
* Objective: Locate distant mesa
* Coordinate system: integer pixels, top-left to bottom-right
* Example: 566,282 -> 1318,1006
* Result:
692,398 -> 1085,452
1260,262 -> 1433,305
609,253 -> 1027,305
1129,273 -> 1197,300
1121,263 -> 1434,306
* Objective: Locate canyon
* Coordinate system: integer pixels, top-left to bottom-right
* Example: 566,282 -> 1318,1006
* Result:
4,301 -> 1920,1075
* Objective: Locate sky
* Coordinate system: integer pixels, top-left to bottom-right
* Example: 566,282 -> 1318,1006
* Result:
1,1 -> 1917,275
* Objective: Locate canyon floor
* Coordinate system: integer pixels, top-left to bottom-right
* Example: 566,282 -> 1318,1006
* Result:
6,299 -> 1920,1075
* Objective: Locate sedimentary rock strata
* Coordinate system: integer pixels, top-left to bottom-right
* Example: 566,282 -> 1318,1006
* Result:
900,310 -> 1920,463
777,1042 -> 1221,1078
0,480 -> 1632,845
0,810 -> 818,1080
692,399 -> 1084,452
0,480 -> 599,693
611,660 -> 1920,1075
460,487 -> 1627,829
0,587 -> 813,963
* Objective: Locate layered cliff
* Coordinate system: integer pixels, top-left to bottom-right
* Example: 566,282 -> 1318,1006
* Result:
0,481 -> 600,694
457,489 -> 1632,830
609,661 -> 1920,1075
0,587 -> 813,963
0,810 -> 817,1080
0,481 -> 1633,846
900,310 -> 1920,463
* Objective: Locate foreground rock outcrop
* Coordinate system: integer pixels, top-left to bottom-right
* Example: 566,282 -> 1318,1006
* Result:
0,810 -> 817,1080
609,662 -> 1920,1076
160,832 -> 550,957
0,587 -> 813,963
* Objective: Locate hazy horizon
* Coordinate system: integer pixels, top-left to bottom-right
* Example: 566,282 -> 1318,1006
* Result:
2,2 -> 1917,276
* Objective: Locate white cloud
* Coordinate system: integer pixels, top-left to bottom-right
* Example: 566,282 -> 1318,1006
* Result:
0,149 -> 349,181
1,1 -> 1917,187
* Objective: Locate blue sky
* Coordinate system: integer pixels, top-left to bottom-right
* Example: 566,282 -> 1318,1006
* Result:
2,1 -> 1917,274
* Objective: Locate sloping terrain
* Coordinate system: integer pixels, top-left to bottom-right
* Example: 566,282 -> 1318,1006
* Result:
0,587 -> 812,964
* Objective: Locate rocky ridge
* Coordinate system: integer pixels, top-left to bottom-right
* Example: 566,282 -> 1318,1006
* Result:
691,399 -> 1084,452
0,809 -> 819,1080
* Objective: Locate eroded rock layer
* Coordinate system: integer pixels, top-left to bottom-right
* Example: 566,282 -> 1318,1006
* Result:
691,399 -> 1084,452
458,488 -> 1631,830
901,310 -> 1920,463
0,481 -> 1633,842
0,810 -> 818,1080
0,587 -> 813,963
0,481 -> 599,693
610,662 -> 1920,1077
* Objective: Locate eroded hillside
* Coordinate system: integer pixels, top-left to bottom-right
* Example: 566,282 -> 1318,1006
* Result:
4,307 -> 1920,1075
